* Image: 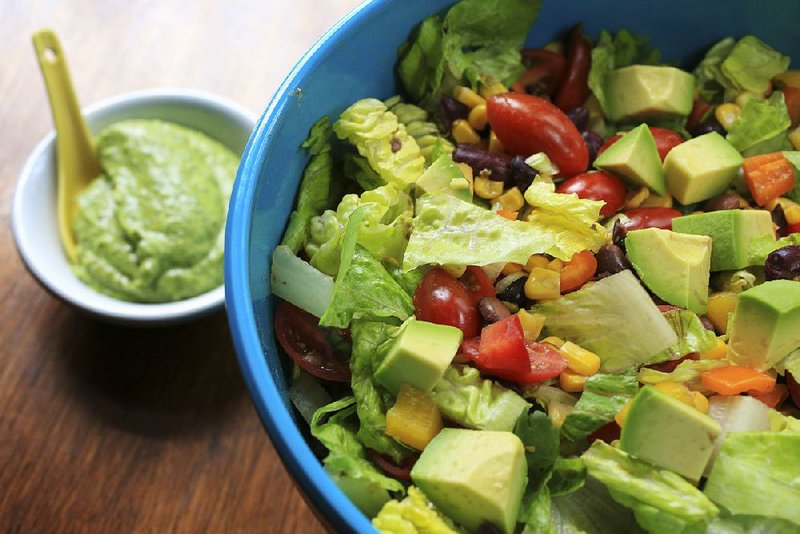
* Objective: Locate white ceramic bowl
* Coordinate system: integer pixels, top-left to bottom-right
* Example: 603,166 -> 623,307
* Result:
12,89 -> 257,326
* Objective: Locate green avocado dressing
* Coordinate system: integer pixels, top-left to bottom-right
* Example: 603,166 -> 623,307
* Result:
72,119 -> 238,303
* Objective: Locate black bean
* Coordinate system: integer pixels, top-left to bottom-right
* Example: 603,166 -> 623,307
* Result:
478,297 -> 511,323
496,276 -> 530,308
440,94 -> 469,131
582,130 -> 603,164
510,155 -> 538,192
690,117 -> 725,138
453,143 -> 512,182
477,522 -> 503,534
772,204 -> 789,238
765,245 -> 800,281
595,244 -> 631,275
703,191 -> 741,212
566,106 -> 589,131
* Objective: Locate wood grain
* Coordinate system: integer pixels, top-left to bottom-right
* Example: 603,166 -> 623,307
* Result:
0,0 -> 361,531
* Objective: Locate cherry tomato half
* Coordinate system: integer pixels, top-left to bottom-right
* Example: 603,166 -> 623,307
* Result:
414,267 -> 480,338
556,171 -> 626,217
687,98 -> 712,132
460,266 -> 496,304
596,127 -> 684,162
486,93 -> 589,177
788,221 -> 800,235
587,421 -> 621,444
367,449 -> 417,481
620,207 -> 683,232
472,342 -> 567,386
274,301 -> 351,382
477,315 -> 530,374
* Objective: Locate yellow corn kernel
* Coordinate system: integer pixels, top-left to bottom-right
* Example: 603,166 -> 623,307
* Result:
524,267 -> 561,300
525,254 -> 551,272
474,175 -> 504,199
451,119 -> 481,144
452,86 -> 485,109
559,341 -> 602,376
700,337 -> 728,360
479,82 -> 508,99
517,310 -> 546,342
639,193 -> 674,208
693,392 -> 709,414
770,197 -> 800,224
548,400 -> 574,429
560,370 -> 587,393
715,103 -> 742,131
625,186 -> 650,209
502,262 -> 525,275
653,381 -> 696,406
615,399 -> 633,427
456,162 -> 474,182
786,205 -> 800,225
468,103 -> 489,131
495,187 -> 525,212
707,292 -> 738,334
386,384 -> 443,450
735,91 -> 761,108
547,258 -> 564,272
541,336 -> 565,349
774,69 -> 800,89
488,131 -> 505,153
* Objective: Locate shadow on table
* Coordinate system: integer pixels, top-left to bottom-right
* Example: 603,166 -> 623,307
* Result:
55,310 -> 251,439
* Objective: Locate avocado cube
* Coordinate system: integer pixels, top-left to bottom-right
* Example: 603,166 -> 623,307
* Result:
671,210 -> 774,271
727,280 -> 800,370
594,123 -> 666,194
625,228 -> 712,314
664,132 -> 744,204
410,429 -> 527,534
620,386 -> 721,482
375,319 -> 462,395
606,65 -> 694,122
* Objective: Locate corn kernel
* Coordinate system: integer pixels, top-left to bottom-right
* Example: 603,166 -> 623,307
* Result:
715,103 -> 742,131
479,82 -> 508,99
525,254 -> 551,272
474,175 -> 504,199
502,262 -> 524,275
559,341 -> 602,376
452,86 -> 485,109
488,131 -> 504,153
625,186 -> 650,209
456,162 -> 474,182
560,370 -> 587,393
548,400 -> 574,429
451,119 -> 481,144
541,336 -> 565,349
700,337 -> 728,360
786,205 -> 800,225
639,193 -> 674,208
468,103 -> 489,131
693,392 -> 709,414
707,292 -> 738,334
385,384 -> 442,450
525,267 -> 561,300
774,69 -> 800,89
615,399 -> 633,427
517,310 -> 546,342
653,381 -> 696,406
547,258 -> 564,272
735,91 -> 760,108
495,186 -> 525,212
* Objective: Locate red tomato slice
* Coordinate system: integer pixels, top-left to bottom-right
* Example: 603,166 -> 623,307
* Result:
460,266 -> 496,304
687,98 -> 712,131
483,342 -> 568,386
789,221 -> 800,235
556,171 -> 626,217
414,268 -> 480,338
274,301 -> 350,382
477,315 -> 530,374
457,336 -> 482,364
620,207 -> 683,232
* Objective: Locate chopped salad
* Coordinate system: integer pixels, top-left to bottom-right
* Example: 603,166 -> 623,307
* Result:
269,0 -> 800,532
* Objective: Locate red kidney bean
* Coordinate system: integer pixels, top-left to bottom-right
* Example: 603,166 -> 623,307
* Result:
452,143 -> 512,182
441,94 -> 469,131
566,106 -> 588,131
765,245 -> 800,281
699,316 -> 716,332
620,207 -> 683,232
581,130 -> 603,163
704,191 -> 742,212
595,244 -> 631,275
478,296 -> 511,323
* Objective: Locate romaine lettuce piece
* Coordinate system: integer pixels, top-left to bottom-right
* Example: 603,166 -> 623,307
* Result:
514,410 -> 560,483
385,98 -> 454,165
271,245 -> 333,318
430,365 -> 530,432
560,371 -> 639,442
747,233 -> 800,265
726,92 -> 790,155
373,486 -> 459,534
638,358 -> 728,389
704,432 -> 800,526
403,193 -> 606,270
523,178 -> 606,229
548,458 -> 587,497
720,36 -> 790,95
768,409 -> 800,432
775,347 -> 800,377
693,38 -> 737,103
652,309 -> 718,363
533,271 -> 678,372
583,441 -> 719,533
550,477 -> 642,534
707,513 -> 798,534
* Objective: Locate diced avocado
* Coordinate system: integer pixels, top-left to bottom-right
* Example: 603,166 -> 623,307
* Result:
620,386 -> 721,482
605,65 -> 695,122
672,210 -> 775,271
594,124 -> 666,194
329,472 -> 392,518
410,428 -> 527,534
726,280 -> 800,370
375,319 -> 463,395
663,133 -> 744,204
625,228 -> 712,314
415,154 -> 472,202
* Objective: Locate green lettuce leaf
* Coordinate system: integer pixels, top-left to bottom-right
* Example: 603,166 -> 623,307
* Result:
344,153 -> 383,192
386,98 -> 454,165
726,92 -> 791,154
333,98 -> 425,190
775,347 -> 800,377
430,365 -> 530,432
712,269 -> 758,294
721,36 -> 790,95
560,371 -> 639,442
707,513 -> 799,534
271,244 -> 333,318
518,480 -> 552,534
588,29 -> 662,116
653,309 -> 718,362
403,194 -> 606,270
693,38 -> 737,103
704,432 -> 800,526
583,441 -> 719,533
548,457 -> 587,497
783,151 -> 800,203
523,178 -> 606,228
514,410 -> 560,483
311,396 -> 404,517
768,408 -> 800,432
386,264 -> 428,298
281,117 -> 334,253
372,486 -> 459,534
319,207 -> 414,328
748,233 -> 800,265
550,476 -> 643,534
638,358 -> 728,388
396,16 -> 447,110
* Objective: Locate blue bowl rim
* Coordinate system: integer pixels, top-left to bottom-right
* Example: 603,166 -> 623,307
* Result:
225,1 -> 381,532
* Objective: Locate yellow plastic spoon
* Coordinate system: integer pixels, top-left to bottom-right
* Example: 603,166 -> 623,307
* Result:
32,29 -> 100,263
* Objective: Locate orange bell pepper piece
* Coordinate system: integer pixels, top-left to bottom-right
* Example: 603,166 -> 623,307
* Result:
700,365 -> 776,396
750,383 -> 789,409
497,209 -> 518,220
559,250 -> 597,294
742,152 -> 797,206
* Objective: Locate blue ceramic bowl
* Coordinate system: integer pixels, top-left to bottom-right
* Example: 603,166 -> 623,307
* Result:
225,1 -> 799,531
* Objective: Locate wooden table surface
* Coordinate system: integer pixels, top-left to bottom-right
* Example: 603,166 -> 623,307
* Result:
0,0 -> 362,531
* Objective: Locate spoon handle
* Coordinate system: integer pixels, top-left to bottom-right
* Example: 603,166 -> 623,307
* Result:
32,29 -> 100,262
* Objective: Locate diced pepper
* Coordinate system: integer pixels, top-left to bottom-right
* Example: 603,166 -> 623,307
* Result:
497,209 -> 518,221
699,337 -> 728,360
706,292 -> 738,334
386,384 -> 443,450
559,250 -> 597,293
742,152 -> 797,206
700,365 -> 777,396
